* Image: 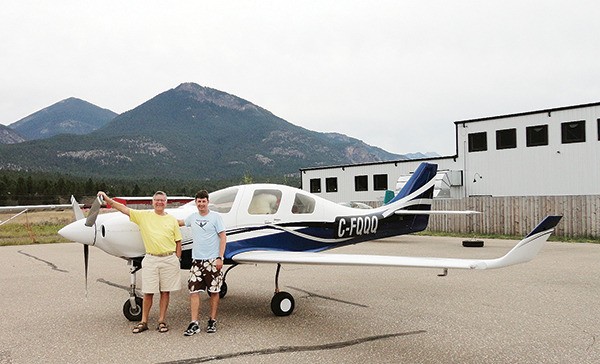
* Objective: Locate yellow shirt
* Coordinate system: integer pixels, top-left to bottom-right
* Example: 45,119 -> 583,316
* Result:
129,209 -> 182,255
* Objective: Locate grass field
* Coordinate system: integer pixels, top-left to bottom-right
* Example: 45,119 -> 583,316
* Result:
0,210 -> 75,246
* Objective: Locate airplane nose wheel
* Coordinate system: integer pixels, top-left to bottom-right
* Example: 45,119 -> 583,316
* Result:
271,263 -> 295,316
123,296 -> 143,321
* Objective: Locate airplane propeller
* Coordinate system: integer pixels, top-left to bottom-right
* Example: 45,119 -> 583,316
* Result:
67,195 -> 103,297
85,195 -> 103,227
82,195 -> 103,296
83,244 -> 89,296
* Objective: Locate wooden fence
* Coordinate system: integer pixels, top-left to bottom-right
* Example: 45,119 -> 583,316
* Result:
427,195 -> 600,238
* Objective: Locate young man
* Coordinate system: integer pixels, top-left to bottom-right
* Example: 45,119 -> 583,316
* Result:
97,191 -> 182,334
180,190 -> 227,335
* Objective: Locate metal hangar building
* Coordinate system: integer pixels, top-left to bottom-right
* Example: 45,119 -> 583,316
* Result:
299,101 -> 600,224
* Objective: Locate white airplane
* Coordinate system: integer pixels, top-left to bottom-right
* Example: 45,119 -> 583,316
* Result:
58,162 -> 562,320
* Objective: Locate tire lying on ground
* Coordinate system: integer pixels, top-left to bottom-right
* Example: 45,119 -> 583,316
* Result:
462,240 -> 484,248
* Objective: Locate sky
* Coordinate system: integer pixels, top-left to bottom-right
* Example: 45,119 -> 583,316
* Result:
2,1 -> 600,156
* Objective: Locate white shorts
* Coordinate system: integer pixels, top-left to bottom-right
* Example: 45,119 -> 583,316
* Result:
142,254 -> 182,294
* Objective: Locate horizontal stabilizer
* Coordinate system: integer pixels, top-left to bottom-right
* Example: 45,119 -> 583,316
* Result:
395,210 -> 481,215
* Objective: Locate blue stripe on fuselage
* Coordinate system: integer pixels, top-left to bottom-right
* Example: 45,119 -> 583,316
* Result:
224,212 -> 431,258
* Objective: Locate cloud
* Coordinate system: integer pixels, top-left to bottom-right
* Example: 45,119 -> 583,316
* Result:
2,0 -> 600,156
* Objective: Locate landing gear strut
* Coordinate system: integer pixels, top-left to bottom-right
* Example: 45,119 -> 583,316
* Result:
270,263 -> 295,316
123,258 -> 143,321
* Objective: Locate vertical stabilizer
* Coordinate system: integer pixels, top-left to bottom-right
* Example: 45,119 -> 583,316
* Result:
386,163 -> 438,205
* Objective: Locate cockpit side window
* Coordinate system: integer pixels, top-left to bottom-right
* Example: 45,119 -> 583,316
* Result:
208,187 -> 238,213
248,189 -> 282,215
292,193 -> 315,214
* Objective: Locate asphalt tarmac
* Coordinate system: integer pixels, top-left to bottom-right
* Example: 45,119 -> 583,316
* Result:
1,235 -> 599,364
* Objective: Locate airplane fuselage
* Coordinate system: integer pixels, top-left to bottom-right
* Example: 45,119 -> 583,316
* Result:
59,182 -> 434,262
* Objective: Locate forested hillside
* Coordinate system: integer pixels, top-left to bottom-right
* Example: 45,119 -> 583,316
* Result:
0,171 -> 299,206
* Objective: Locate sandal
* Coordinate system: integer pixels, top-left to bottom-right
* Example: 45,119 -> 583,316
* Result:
157,322 -> 169,333
132,322 -> 148,334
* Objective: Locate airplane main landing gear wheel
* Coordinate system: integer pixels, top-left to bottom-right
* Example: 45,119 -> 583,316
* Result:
271,291 -> 295,316
123,296 -> 143,321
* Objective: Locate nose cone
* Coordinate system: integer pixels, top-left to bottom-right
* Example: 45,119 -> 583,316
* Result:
58,220 -> 96,246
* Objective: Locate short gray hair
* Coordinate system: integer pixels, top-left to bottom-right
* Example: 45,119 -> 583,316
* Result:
153,191 -> 168,201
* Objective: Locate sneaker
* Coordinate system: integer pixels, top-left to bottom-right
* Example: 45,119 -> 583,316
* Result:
206,319 -> 217,333
183,321 -> 200,336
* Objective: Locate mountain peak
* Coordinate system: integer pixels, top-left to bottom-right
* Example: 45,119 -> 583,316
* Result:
174,83 -> 260,112
9,97 -> 117,140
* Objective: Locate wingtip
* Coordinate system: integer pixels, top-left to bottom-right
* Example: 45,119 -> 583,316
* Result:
526,216 -> 563,238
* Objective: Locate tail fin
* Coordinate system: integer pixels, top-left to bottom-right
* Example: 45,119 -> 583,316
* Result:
386,162 -> 438,205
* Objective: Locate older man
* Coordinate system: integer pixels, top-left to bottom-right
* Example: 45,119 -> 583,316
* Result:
98,190 -> 182,334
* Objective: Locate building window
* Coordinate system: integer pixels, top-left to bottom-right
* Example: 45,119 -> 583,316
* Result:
496,128 -> 517,150
309,178 -> 321,193
526,124 -> 548,147
468,132 -> 487,152
355,175 -> 368,191
325,177 -> 338,192
373,174 -> 388,191
561,120 -> 585,144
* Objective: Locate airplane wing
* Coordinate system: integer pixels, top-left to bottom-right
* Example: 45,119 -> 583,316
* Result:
0,204 -> 76,213
0,195 -> 85,215
232,216 -> 562,270
0,197 -> 84,226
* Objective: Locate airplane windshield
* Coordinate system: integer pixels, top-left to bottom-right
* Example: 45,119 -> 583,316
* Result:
208,187 -> 238,213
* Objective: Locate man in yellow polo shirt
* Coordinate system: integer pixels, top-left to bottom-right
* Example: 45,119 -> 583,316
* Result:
98,190 -> 182,334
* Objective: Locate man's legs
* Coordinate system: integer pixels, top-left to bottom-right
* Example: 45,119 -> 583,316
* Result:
142,293 -> 153,323
132,293 -> 153,333
184,292 -> 202,336
156,254 -> 181,329
209,292 -> 219,320
190,292 -> 201,322
206,292 -> 219,333
158,291 -> 170,323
